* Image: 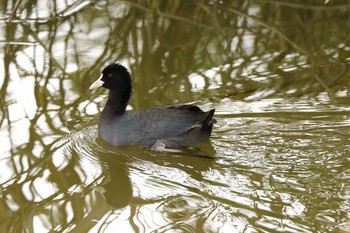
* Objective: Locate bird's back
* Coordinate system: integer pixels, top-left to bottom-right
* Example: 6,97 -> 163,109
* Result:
98,105 -> 216,148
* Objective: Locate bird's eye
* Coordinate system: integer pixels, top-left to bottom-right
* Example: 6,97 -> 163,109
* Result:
107,74 -> 112,78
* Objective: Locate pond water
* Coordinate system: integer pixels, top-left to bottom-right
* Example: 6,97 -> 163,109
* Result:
1,1 -> 350,232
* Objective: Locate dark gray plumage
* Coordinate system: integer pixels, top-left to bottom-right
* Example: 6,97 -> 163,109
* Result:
90,63 -> 216,153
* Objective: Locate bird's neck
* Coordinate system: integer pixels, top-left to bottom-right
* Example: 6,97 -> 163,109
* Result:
105,90 -> 129,115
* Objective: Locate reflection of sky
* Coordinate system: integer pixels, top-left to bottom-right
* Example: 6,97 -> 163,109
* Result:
188,66 -> 223,92
0,53 -> 32,148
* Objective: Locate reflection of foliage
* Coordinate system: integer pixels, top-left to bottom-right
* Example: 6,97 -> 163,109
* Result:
1,0 -> 350,232
99,0 -> 350,104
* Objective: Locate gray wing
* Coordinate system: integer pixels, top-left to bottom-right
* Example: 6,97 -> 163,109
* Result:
124,105 -> 212,147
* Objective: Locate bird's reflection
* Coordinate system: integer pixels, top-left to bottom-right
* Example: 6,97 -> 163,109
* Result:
96,134 -> 216,192
95,137 -> 133,208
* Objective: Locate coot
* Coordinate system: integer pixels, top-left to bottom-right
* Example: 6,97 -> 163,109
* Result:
90,63 -> 216,153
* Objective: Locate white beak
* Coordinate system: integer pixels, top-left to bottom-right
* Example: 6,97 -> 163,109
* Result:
89,74 -> 104,89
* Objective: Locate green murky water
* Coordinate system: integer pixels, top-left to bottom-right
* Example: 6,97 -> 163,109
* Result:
1,1 -> 350,232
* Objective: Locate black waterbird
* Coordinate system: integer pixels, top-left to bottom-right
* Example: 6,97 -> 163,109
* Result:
90,63 -> 216,153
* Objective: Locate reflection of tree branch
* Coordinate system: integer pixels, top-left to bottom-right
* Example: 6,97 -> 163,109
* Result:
221,5 -> 310,56
123,1 -> 212,29
4,0 -> 96,23
313,73 -> 335,102
21,24 -> 67,75
258,0 -> 350,10
11,0 -> 22,19
57,0 -> 96,18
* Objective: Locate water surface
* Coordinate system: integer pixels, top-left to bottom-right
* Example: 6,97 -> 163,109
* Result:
1,1 -> 350,232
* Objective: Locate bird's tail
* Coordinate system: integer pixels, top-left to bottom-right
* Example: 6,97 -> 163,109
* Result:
201,109 -> 216,129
